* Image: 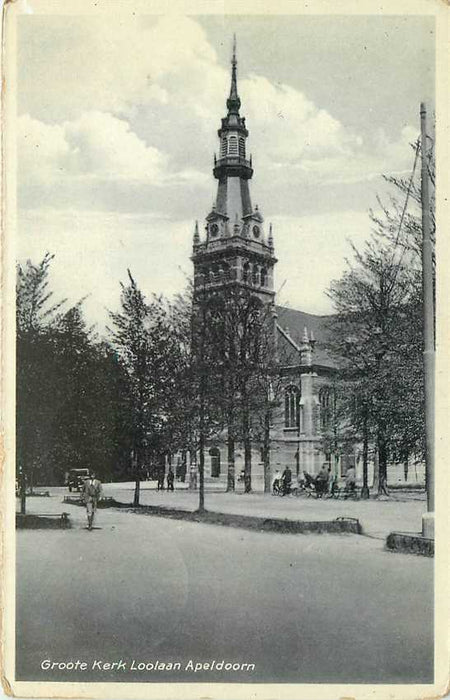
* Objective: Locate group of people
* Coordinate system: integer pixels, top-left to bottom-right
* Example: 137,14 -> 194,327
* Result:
157,467 -> 175,491
272,463 -> 357,497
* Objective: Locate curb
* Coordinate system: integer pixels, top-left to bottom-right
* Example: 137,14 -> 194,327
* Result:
122,504 -> 362,535
386,531 -> 434,557
16,513 -> 71,529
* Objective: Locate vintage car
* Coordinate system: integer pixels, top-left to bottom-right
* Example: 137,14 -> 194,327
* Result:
66,468 -> 90,492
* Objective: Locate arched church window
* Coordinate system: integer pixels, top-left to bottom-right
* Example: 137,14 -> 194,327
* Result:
222,262 -> 230,279
228,135 -> 238,156
285,385 -> 300,429
242,262 -> 250,282
221,137 -> 227,157
239,137 -> 245,158
252,264 -> 259,285
319,387 -> 332,431
260,267 -> 267,287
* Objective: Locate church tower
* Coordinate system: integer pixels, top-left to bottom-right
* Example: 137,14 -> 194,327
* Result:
192,37 -> 277,303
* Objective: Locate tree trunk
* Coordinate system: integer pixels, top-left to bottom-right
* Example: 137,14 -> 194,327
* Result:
227,433 -> 235,492
377,427 -> 389,496
198,430 -> 205,512
372,449 -> 379,493
361,415 -> 370,499
133,450 -> 140,507
227,404 -> 235,492
263,407 -> 271,493
242,400 -> 252,493
198,378 -> 206,512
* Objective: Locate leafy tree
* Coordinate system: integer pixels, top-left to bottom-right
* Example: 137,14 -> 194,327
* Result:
17,254 -> 130,508
108,271 -> 178,506
326,139 -> 433,494
193,286 -> 278,494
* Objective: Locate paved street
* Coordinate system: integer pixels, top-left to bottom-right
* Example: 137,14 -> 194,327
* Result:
16,491 -> 433,684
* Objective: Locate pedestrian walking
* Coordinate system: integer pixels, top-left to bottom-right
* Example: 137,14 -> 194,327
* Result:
81,471 -> 102,530
167,466 -> 174,491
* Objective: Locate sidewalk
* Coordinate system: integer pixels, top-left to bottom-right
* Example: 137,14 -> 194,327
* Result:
18,484 -> 426,541
104,483 -> 426,540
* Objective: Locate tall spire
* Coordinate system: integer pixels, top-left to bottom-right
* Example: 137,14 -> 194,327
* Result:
226,34 -> 241,115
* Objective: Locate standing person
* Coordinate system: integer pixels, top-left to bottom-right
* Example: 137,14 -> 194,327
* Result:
167,466 -> 174,492
345,465 -> 356,497
81,472 -> 102,530
157,467 -> 165,491
281,466 -> 292,496
315,464 -> 329,497
189,464 -> 198,490
272,468 -> 282,494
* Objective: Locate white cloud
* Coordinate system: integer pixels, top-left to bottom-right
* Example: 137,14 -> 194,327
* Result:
63,111 -> 168,182
18,14 -> 420,220
18,207 -> 195,331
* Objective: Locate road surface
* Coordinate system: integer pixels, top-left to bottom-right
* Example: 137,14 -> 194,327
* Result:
16,498 -> 433,684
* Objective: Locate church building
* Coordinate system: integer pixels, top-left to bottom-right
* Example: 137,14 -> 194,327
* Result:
190,40 -> 343,489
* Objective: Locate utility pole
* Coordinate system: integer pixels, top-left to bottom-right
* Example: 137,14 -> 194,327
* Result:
420,102 -> 435,538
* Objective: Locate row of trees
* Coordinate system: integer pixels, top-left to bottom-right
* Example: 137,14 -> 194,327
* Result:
16,255 -> 280,508
323,138 -> 434,495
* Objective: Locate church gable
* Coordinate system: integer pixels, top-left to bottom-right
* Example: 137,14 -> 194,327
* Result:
276,305 -> 337,369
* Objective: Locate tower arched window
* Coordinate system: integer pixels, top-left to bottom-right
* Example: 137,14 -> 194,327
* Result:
285,385 -> 300,429
222,262 -> 230,279
239,137 -> 245,158
252,264 -> 259,285
242,262 -> 250,282
221,137 -> 227,157
319,387 -> 332,431
260,267 -> 267,287
228,135 -> 238,156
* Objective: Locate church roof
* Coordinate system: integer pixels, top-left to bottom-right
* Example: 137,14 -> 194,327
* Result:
275,305 -> 337,369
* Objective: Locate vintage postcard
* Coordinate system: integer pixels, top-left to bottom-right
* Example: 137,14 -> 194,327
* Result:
1,0 -> 449,699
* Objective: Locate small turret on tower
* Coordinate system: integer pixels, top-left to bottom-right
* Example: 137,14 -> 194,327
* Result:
300,326 -> 314,366
268,223 -> 274,251
193,220 -> 200,250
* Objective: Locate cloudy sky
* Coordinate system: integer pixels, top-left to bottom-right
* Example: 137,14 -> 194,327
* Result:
17,13 -> 435,329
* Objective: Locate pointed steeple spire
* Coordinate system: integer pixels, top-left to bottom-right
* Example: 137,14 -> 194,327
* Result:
193,220 -> 200,248
268,223 -> 274,250
226,34 -> 241,115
